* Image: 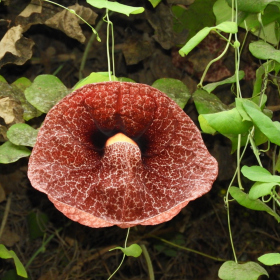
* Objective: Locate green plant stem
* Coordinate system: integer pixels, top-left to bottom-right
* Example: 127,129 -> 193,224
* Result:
248,128 -> 263,166
236,134 -> 243,190
140,244 -> 154,280
106,9 -> 111,81
107,228 -> 130,280
103,10 -> 115,82
149,235 -> 227,262
79,18 -> 104,80
198,33 -> 232,87
52,63 -> 64,76
0,194 -> 12,240
229,0 -> 240,263
234,43 -> 241,98
272,145 -> 277,211
111,20 -> 115,78
239,29 -> 249,56
25,227 -> 64,269
226,198 -> 238,263
225,135 -> 250,263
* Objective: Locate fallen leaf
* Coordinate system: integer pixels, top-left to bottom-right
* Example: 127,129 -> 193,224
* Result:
19,0 -> 42,17
0,97 -> 23,125
16,1 -> 97,43
45,3 -> 98,43
0,227 -> 20,247
146,2 -> 183,49
122,34 -> 154,65
0,25 -> 34,68
16,0 -> 56,31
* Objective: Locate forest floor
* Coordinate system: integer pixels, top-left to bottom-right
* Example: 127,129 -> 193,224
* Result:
0,0 -> 280,279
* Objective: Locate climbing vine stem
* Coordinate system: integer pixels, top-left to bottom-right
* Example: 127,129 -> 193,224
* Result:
198,33 -> 232,88
103,9 -> 115,81
107,228 -> 130,280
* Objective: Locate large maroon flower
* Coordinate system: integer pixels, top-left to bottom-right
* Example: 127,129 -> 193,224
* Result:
28,82 -> 218,228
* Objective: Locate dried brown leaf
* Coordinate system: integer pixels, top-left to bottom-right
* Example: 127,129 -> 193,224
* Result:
16,0 -> 57,31
146,2 -> 178,49
0,25 -> 34,68
0,227 -> 20,247
0,97 -> 23,125
19,0 -> 42,17
45,3 -> 98,43
122,34 -> 154,65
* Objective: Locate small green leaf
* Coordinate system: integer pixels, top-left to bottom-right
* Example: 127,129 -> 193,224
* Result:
218,261 -> 268,280
12,77 -> 32,91
199,108 -> 252,135
179,27 -> 211,57
215,21 -> 238,33
254,126 -> 268,146
179,22 -> 237,57
203,71 -> 245,93
27,211 -> 49,240
73,72 -> 118,90
0,244 -> 28,278
242,99 -> 280,145
229,186 -> 280,222
152,78 -> 191,109
249,40 -> 280,63
0,79 -> 41,121
7,124 -> 38,147
258,253 -> 280,266
235,98 -> 251,121
253,61 -> 275,97
225,0 -> 277,13
249,182 -> 277,199
0,75 -> 7,83
241,165 -> 280,182
214,0 -> 248,25
198,115 -> 217,134
25,75 -> 69,113
118,77 -> 135,83
0,141 -> 31,164
148,0 -> 161,8
110,244 -> 142,258
86,0 -> 144,16
240,5 -> 280,45
193,89 -> 228,114
11,78 -> 39,121
172,0 -> 216,41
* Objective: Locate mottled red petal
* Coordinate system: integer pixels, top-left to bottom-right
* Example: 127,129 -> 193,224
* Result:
28,82 -> 218,228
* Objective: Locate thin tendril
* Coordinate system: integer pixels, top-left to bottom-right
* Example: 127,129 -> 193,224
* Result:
104,9 -> 111,81
103,10 -> 115,81
107,228 -> 130,280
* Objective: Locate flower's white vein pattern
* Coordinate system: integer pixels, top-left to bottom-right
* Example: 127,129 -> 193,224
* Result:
28,82 -> 218,228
